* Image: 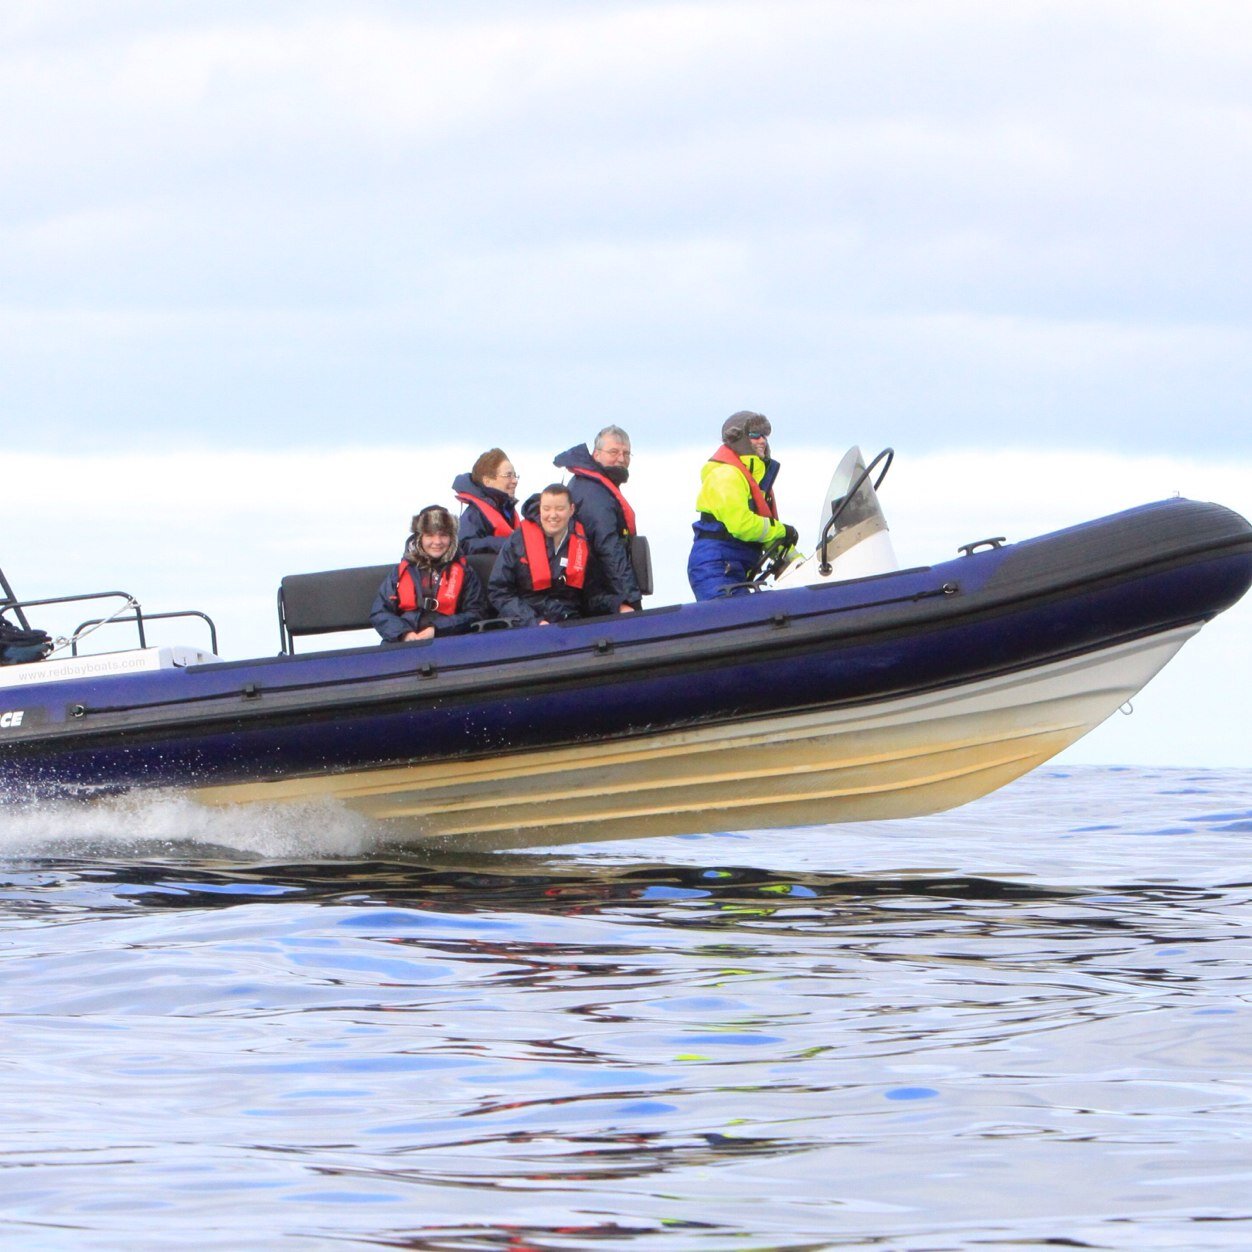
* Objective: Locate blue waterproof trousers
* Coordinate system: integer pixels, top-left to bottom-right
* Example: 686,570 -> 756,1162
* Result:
686,528 -> 765,601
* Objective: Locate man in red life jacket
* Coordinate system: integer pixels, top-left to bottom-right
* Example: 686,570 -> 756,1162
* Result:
371,506 -> 490,642
687,411 -> 801,600
487,484 -> 622,627
553,425 -> 642,610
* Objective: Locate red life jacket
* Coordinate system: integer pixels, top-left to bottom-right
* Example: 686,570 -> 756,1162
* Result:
396,559 -> 466,615
568,466 -> 637,536
454,491 -> 517,538
708,445 -> 779,520
520,520 -> 588,591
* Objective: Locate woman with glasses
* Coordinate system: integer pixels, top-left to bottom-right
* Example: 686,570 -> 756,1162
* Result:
452,448 -> 521,556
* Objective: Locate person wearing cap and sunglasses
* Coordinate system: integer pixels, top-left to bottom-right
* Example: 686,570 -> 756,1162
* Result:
686,410 -> 801,601
451,448 -> 522,557
371,505 -> 490,643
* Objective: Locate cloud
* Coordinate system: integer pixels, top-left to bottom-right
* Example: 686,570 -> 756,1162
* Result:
3,2 -> 1252,453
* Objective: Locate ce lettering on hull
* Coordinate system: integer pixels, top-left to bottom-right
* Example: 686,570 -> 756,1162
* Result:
1,710 -> 26,728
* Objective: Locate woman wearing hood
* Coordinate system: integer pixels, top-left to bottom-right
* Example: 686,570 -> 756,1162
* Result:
451,449 -> 521,557
371,505 -> 490,642
686,411 -> 800,601
552,424 -> 641,610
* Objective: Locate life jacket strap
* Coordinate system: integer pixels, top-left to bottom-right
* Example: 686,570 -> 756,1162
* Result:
568,466 -> 637,536
396,558 -> 466,615
707,445 -> 778,520
455,491 -> 516,538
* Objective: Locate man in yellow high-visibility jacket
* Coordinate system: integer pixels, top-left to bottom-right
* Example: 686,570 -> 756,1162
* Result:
686,411 -> 800,600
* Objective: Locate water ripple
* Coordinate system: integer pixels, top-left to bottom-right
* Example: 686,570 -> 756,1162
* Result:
2,766 -> 1252,1248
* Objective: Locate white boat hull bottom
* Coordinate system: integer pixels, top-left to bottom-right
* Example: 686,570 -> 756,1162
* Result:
190,624 -> 1200,851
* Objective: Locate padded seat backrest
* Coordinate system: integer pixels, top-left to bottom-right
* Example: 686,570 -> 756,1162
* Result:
631,536 -> 654,597
466,552 -> 498,590
278,563 -> 391,652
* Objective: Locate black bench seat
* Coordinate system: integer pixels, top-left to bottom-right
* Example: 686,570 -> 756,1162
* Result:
277,539 -> 651,653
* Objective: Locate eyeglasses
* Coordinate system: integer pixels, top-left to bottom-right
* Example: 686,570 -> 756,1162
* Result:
501,471 -> 519,480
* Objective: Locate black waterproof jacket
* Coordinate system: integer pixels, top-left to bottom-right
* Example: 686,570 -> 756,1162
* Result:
371,558 -> 490,642
487,494 -> 621,627
451,472 -> 519,557
552,443 -> 642,607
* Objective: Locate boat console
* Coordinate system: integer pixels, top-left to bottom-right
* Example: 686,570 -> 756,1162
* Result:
772,445 -> 900,589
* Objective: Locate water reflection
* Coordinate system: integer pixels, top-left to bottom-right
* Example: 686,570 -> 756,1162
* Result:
3,838 -> 1251,1246
6,852 -> 1241,939
2,853 -> 1081,916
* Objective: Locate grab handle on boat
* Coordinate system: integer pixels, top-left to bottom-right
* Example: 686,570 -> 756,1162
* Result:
957,537 -> 1006,557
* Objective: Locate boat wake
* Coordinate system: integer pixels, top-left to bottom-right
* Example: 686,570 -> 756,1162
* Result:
0,786 -> 379,861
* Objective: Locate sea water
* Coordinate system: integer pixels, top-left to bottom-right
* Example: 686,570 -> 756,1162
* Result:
1,765 -> 1250,1250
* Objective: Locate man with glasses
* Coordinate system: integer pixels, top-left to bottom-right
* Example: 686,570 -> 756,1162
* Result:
553,424 -> 642,612
687,411 -> 800,600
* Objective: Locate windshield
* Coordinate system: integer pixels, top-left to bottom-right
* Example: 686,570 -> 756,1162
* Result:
816,446 -> 891,565
819,447 -> 877,537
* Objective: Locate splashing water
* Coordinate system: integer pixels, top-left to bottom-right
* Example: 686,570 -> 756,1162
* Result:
0,786 -> 379,860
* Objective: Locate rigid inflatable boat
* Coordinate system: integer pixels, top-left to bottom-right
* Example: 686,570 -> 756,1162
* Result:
2,451 -> 1250,850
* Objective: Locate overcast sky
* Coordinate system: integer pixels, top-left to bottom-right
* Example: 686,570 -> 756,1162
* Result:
3,3 -> 1250,769
4,0 -> 1252,453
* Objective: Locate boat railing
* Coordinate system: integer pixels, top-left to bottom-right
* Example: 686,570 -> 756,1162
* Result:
0,566 -> 33,631
2,589 -> 219,658
70,607 -> 220,657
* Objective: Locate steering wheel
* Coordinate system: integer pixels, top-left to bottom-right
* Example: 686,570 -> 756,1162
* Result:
749,535 -> 794,587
